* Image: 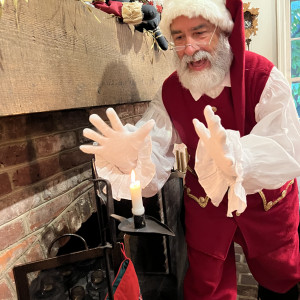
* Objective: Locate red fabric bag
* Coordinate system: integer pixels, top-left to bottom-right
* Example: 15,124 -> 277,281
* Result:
105,243 -> 142,300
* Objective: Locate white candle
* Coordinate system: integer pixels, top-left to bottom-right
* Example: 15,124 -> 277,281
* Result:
130,170 -> 145,216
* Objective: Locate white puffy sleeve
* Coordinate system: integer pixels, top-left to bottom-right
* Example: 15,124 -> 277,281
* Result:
95,87 -> 180,200
135,87 -> 181,197
194,67 -> 300,217
240,67 -> 300,193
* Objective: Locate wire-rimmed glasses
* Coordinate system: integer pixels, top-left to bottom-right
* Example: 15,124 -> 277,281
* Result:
169,25 -> 217,52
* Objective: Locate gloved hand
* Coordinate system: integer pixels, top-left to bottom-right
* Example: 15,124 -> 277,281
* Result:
193,105 -> 237,177
80,108 -> 155,174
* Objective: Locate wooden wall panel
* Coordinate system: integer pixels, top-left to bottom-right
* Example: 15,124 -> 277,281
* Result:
0,0 -> 174,116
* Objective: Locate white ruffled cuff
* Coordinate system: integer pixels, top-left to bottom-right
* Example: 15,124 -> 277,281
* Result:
195,130 -> 247,217
226,130 -> 247,217
95,135 -> 155,201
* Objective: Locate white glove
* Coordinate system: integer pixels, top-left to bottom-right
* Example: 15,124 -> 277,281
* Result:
80,108 -> 155,174
193,106 -> 247,216
193,105 -> 237,177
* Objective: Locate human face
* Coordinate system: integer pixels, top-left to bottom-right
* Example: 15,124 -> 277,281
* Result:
170,15 -> 220,72
174,33 -> 233,94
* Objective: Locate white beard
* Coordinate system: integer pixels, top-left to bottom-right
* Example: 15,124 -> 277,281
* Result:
174,34 -> 233,94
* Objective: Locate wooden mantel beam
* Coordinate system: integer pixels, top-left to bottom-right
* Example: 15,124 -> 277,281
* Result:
0,0 -> 174,116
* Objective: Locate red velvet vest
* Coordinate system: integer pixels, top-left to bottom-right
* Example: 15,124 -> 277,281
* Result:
162,51 -> 299,259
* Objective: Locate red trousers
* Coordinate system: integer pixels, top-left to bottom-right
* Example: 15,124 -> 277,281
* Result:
184,227 -> 300,300
183,177 -> 300,299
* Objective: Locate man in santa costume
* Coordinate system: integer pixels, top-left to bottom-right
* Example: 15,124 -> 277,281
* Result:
80,0 -> 300,298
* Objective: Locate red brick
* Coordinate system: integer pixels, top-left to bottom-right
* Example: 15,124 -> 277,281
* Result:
65,209 -> 82,233
0,220 -> 26,251
0,173 -> 12,197
24,113 -> 57,136
114,104 -> 135,119
240,274 -> 258,286
76,194 -> 93,223
88,189 -> 97,212
71,180 -> 93,201
34,132 -> 77,157
134,102 -> 149,115
42,169 -> 81,201
7,268 -> 16,286
40,227 -> 57,254
54,110 -> 90,131
54,217 -> 70,238
59,149 -> 92,170
0,185 -> 44,226
89,106 -> 110,121
0,236 -> 36,273
0,143 -> 34,167
12,157 -> 60,187
0,279 -> 14,300
77,128 -> 92,144
28,194 -> 73,231
0,115 -> 27,143
236,262 -> 251,274
132,116 -> 141,124
50,218 -> 71,252
24,243 -> 45,263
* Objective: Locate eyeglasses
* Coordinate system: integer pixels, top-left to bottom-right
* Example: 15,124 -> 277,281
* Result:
169,25 -> 217,52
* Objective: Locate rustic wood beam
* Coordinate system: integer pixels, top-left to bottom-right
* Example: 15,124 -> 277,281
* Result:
0,0 -> 174,116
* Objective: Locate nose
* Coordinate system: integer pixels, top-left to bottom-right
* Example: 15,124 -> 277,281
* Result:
183,36 -> 199,56
184,44 -> 198,56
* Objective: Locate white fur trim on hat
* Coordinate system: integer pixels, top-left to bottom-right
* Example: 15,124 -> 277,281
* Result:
160,0 -> 233,40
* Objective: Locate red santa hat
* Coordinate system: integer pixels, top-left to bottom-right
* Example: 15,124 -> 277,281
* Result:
160,0 -> 234,40
160,0 -> 246,135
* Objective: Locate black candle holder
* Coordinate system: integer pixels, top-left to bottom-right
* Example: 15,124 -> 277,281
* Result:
133,214 -> 146,229
90,159 -> 176,238
111,213 -> 175,236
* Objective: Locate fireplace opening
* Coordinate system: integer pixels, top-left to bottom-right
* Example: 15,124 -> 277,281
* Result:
55,191 -> 181,299
13,173 -> 186,300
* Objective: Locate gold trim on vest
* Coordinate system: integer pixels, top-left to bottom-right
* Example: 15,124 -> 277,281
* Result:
185,186 -> 210,208
185,180 -> 294,212
258,179 -> 294,211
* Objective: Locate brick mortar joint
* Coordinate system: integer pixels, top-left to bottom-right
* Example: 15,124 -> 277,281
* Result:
3,274 -> 17,299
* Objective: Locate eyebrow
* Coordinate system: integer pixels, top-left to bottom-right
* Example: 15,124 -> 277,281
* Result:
171,24 -> 209,35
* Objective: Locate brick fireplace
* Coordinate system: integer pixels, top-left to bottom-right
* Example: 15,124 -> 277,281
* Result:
0,102 -> 149,299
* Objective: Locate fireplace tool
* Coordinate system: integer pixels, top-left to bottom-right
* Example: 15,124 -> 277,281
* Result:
13,231 -> 120,300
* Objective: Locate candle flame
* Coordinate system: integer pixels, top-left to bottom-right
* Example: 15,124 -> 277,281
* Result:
131,170 -> 136,183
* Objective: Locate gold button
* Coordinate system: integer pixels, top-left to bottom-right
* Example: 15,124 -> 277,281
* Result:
211,106 -> 217,113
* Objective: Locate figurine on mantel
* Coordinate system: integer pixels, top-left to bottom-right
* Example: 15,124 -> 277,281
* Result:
92,0 -> 168,50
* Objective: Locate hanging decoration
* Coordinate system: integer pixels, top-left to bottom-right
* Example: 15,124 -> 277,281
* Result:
92,0 -> 168,51
243,2 -> 259,50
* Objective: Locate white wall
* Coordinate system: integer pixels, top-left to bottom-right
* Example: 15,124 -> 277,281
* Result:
243,0 -> 278,66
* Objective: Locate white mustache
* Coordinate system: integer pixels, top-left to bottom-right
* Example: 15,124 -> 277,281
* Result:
182,50 -> 212,64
